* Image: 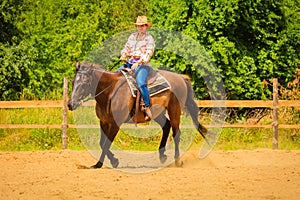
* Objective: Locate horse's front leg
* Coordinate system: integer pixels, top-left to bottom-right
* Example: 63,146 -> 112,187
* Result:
100,130 -> 119,168
91,122 -> 119,169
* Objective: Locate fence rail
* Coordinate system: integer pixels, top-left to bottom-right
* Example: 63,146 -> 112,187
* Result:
0,77 -> 299,149
1,123 -> 299,129
1,99 -> 300,108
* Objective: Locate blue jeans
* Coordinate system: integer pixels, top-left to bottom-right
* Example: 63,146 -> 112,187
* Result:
135,65 -> 151,107
117,63 -> 151,107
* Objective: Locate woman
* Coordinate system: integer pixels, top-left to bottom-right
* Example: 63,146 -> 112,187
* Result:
119,16 -> 155,120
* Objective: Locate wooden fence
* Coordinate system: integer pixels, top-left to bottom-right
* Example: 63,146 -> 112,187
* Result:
0,77 -> 299,149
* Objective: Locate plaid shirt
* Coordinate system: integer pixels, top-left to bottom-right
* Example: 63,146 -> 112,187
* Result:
121,31 -> 155,65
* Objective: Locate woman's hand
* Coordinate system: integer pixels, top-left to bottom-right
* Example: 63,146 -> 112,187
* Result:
131,62 -> 139,70
120,54 -> 127,62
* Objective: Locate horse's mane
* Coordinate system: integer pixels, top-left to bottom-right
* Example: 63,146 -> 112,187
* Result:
80,61 -> 106,71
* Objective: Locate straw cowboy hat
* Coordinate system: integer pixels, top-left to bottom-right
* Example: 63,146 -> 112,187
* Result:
134,16 -> 153,27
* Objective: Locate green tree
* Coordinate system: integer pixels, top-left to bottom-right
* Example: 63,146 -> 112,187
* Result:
0,0 -> 299,100
0,0 -> 23,44
0,0 -> 149,100
147,0 -> 299,100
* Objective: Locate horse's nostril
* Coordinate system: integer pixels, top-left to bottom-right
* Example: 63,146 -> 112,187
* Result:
68,104 -> 72,110
67,101 -> 74,110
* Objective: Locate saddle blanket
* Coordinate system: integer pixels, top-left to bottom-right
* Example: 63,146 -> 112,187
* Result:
121,70 -> 171,98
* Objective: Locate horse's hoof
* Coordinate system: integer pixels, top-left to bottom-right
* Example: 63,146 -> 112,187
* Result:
175,159 -> 183,167
159,154 -> 167,164
111,158 -> 119,168
90,161 -> 103,169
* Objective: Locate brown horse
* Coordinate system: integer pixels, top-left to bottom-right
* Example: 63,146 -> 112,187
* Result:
68,62 -> 209,168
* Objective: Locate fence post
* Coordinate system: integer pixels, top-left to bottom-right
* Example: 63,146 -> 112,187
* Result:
272,78 -> 278,149
62,76 -> 68,149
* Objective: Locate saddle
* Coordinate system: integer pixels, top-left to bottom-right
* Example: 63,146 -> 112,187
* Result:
120,69 -> 171,98
120,69 -> 171,123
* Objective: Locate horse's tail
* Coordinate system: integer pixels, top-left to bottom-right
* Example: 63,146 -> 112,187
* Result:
182,75 -> 208,140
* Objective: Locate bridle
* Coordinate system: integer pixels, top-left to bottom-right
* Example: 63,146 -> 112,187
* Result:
75,68 -> 113,104
73,60 -> 122,105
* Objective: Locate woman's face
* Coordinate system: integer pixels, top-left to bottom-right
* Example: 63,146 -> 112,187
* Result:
136,24 -> 147,34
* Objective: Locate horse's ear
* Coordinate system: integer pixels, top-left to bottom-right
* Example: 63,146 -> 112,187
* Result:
87,63 -> 94,74
76,61 -> 80,72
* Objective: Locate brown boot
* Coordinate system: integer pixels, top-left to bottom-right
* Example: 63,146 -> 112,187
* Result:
145,107 -> 152,120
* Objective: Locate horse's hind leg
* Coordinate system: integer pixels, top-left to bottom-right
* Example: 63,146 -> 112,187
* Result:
172,127 -> 183,167
154,113 -> 171,163
168,105 -> 183,167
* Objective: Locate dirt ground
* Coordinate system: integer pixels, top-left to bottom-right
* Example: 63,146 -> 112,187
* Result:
0,149 -> 299,200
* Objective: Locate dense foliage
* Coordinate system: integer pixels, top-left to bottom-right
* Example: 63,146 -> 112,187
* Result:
1,0 -> 299,100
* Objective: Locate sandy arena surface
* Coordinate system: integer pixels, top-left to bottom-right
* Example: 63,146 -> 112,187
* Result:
0,149 -> 299,200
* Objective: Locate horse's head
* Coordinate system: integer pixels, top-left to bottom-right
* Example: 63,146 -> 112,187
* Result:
68,62 -> 94,111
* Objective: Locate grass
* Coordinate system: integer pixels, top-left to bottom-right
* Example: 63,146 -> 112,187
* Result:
0,108 -> 84,151
215,128 -> 300,150
0,107 -> 299,151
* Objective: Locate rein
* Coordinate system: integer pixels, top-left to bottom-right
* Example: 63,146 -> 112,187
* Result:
94,84 -> 112,99
81,83 -> 113,104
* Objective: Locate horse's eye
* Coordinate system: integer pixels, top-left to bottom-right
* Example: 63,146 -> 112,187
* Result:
83,76 -> 89,82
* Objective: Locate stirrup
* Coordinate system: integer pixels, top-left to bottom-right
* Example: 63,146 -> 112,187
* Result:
145,107 -> 152,120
